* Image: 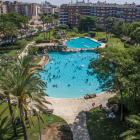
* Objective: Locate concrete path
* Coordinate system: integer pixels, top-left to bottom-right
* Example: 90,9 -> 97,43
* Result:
45,91 -> 116,140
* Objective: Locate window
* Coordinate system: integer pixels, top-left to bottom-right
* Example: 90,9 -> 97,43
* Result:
126,19 -> 131,21
76,9 -> 79,11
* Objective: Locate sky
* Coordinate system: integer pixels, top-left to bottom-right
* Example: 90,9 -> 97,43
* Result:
8,0 -> 140,6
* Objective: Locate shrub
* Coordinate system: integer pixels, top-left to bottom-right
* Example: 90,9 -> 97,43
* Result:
56,125 -> 70,132
125,41 -> 131,44
67,29 -> 71,31
124,43 -> 130,48
96,25 -> 106,32
38,46 -> 44,52
54,35 -> 61,39
53,31 -> 58,35
117,35 -> 122,39
108,95 -> 120,105
20,40 -> 27,50
105,44 -> 108,48
88,31 -> 96,37
104,39 -> 108,43
30,21 -> 34,25
36,39 -> 50,43
28,45 -> 38,55
60,24 -> 68,29
121,38 -> 126,42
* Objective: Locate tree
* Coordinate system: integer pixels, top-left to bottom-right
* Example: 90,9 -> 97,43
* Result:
120,114 -> 140,140
7,22 -> 18,50
0,68 -> 18,137
96,17 -> 101,36
40,15 -> 46,39
0,55 -> 49,140
30,21 -> 34,25
78,16 -> 97,31
20,40 -> 27,50
88,47 -> 130,121
22,16 -> 29,39
130,27 -> 140,46
0,22 -> 9,52
72,27 -> 78,35
43,12 -> 48,17
36,26 -> 43,31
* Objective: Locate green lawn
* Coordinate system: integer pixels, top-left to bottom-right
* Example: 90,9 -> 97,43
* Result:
0,102 -> 66,140
94,32 -> 125,50
87,107 -> 129,140
66,31 -> 88,38
33,56 -> 41,64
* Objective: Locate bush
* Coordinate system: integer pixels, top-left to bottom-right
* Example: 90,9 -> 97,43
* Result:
88,31 -> 96,37
38,46 -> 44,52
20,40 -> 27,50
121,38 -> 126,42
28,45 -> 38,55
36,39 -> 50,43
60,24 -> 68,29
125,41 -> 131,44
54,35 -> 61,39
56,125 -> 70,132
105,44 -> 108,48
108,95 -> 120,105
124,43 -> 130,48
67,29 -> 71,31
104,39 -> 108,43
117,35 -> 122,39
96,25 -> 106,32
30,21 -> 34,25
52,39 -> 59,42
53,31 -> 58,35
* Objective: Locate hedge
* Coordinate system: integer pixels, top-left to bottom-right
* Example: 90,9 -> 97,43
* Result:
121,38 -> 126,42
0,46 -> 21,50
108,95 -> 120,105
36,39 -> 50,43
88,31 -> 96,37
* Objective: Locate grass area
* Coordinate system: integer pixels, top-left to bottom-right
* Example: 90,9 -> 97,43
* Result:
94,32 -> 125,50
16,30 -> 55,44
87,107 -> 129,140
0,102 -> 67,140
33,56 -> 41,64
66,31 -> 88,38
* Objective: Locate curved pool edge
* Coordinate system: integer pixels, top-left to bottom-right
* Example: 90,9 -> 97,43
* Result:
64,36 -> 106,49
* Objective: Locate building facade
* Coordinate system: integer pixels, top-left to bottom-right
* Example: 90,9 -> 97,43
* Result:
59,1 -> 140,27
0,1 -> 7,14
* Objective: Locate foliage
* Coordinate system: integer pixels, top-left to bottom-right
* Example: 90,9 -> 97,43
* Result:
20,40 -> 27,50
78,16 -> 97,31
28,45 -> 38,55
36,39 -> 50,43
72,27 -> 78,34
30,21 -> 34,25
56,124 -> 70,132
124,43 -> 130,48
96,25 -> 106,32
87,107 -> 129,140
108,95 -> 120,105
60,24 -> 69,29
35,26 -> 43,31
88,31 -> 96,37
120,114 -> 140,140
121,38 -> 126,42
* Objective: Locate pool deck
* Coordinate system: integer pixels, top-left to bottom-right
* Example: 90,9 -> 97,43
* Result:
45,91 -> 116,140
38,38 -> 110,140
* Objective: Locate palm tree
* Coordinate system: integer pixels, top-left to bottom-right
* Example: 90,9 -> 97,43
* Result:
0,68 -> 18,137
0,22 -> 9,52
40,15 -> 46,39
110,17 -> 116,38
105,18 -> 111,41
96,17 -> 101,36
7,22 -> 18,50
0,65 -> 49,140
22,16 -> 29,39
120,114 -> 140,140
47,15 -> 53,41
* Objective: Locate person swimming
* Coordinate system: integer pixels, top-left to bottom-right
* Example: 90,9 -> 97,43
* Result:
86,79 -> 88,82
59,70 -> 60,72
56,85 -> 57,87
50,67 -> 51,69
73,76 -> 75,78
68,84 -> 70,86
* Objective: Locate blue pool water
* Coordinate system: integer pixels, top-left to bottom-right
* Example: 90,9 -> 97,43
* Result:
65,37 -> 101,49
39,51 -> 102,98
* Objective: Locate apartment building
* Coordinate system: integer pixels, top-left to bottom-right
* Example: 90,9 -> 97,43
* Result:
0,1 -> 7,14
59,1 -> 140,27
4,1 -> 38,18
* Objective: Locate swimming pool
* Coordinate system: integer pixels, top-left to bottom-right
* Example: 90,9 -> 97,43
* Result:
65,37 -> 101,49
39,51 -> 102,98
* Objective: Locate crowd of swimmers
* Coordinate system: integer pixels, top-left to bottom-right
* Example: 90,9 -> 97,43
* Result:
39,54 -> 93,87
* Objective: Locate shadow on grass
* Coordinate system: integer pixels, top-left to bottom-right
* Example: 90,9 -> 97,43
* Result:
87,107 -> 129,140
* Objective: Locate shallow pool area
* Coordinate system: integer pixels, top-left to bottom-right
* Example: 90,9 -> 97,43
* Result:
39,51 -> 102,98
65,37 -> 101,49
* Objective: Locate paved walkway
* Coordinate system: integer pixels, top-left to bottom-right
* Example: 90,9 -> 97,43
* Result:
45,91 -> 116,140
